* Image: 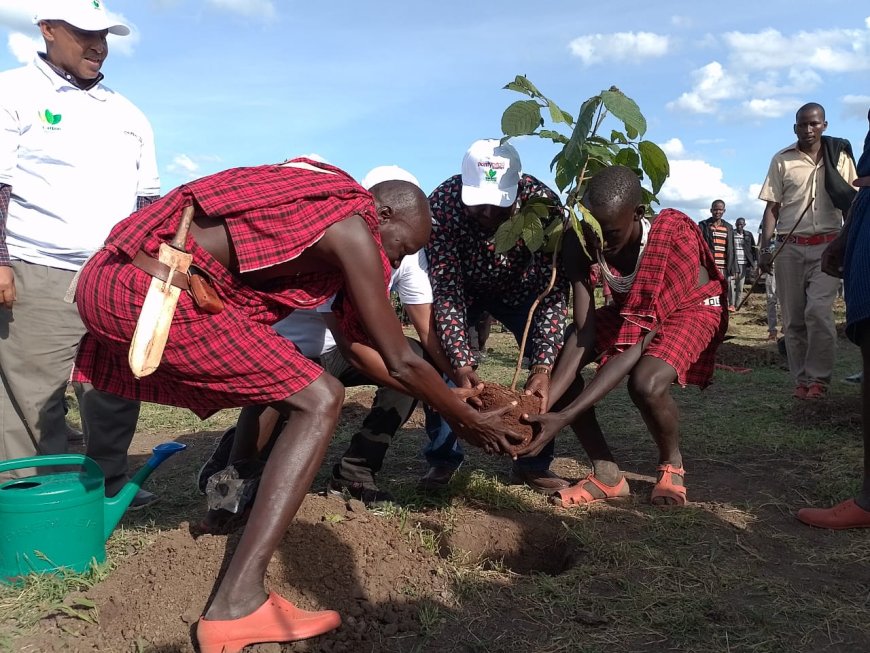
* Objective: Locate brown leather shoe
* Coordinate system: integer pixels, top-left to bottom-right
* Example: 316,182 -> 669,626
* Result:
417,466 -> 455,493
509,468 -> 570,495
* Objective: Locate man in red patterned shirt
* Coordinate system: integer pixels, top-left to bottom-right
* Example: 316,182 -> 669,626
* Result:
72,159 -> 521,653
520,166 -> 728,508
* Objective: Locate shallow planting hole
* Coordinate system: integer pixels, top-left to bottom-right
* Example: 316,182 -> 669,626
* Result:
438,510 -> 582,576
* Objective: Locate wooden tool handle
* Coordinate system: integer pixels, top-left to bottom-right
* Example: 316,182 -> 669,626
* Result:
169,205 -> 195,251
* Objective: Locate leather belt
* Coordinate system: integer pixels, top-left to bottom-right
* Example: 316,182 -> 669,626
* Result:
131,250 -> 190,291
776,232 -> 839,246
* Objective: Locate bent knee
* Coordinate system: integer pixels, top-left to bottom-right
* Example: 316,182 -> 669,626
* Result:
276,373 -> 345,417
627,363 -> 675,402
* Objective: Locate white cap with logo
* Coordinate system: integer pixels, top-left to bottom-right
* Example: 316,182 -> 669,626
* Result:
460,139 -> 522,208
360,165 -> 421,191
34,0 -> 130,36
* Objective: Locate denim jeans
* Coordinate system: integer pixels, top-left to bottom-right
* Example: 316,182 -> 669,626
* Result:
422,297 -> 556,471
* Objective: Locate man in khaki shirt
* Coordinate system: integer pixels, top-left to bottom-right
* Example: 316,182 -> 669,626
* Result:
758,102 -> 858,400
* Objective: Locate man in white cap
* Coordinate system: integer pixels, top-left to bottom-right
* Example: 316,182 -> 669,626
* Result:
0,0 -> 160,507
196,166 -> 461,510
424,139 -> 571,494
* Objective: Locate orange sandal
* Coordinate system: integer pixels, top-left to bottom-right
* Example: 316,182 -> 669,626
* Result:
550,473 -> 630,508
196,592 -> 341,653
651,464 -> 687,506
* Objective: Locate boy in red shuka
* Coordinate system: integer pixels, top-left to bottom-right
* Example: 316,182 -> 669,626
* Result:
518,165 -> 728,507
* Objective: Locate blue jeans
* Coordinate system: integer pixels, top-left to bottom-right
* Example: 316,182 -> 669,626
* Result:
422,297 -> 556,471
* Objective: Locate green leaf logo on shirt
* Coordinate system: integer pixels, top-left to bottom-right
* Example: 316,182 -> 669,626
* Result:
41,109 -> 62,125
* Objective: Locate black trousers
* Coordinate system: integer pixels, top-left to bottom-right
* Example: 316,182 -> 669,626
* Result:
324,338 -> 421,486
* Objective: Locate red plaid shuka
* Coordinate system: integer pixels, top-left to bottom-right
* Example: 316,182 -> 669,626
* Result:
595,209 -> 728,388
73,159 -> 391,417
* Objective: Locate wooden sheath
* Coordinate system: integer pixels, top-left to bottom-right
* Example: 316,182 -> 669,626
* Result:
128,205 -> 195,379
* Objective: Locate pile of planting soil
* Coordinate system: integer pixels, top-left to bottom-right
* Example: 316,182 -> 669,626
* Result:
716,341 -> 781,369
477,383 -> 541,453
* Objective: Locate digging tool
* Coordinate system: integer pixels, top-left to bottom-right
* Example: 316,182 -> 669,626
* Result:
128,205 -> 195,379
735,198 -> 814,312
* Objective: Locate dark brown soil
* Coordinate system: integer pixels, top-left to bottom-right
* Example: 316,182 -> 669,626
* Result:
477,383 -> 540,453
716,341 -> 781,369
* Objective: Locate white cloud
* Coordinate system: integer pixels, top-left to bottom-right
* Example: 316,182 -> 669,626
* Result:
843,95 -> 870,120
167,153 -> 223,181
206,0 -> 276,19
295,153 -> 329,163
7,32 -> 39,63
743,97 -> 797,119
660,138 -> 685,157
671,21 -> 870,117
0,1 -> 35,33
660,159 -> 738,209
568,31 -> 669,66
168,154 -> 199,176
668,62 -> 744,114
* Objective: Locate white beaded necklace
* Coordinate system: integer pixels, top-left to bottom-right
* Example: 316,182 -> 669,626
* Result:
596,218 -> 651,294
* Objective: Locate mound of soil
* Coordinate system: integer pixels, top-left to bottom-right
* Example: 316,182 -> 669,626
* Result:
477,383 -> 541,453
716,342 -> 781,369
25,495 -> 456,653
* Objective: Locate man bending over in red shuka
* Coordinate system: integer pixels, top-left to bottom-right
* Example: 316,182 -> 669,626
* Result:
72,159 -> 520,653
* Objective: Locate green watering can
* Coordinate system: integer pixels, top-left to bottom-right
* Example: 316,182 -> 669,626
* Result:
0,442 -> 185,583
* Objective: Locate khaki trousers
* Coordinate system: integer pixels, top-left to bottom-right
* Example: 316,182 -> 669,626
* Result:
774,242 -> 840,386
0,260 -> 139,494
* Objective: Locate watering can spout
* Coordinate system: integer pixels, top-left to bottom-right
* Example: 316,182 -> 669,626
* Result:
103,442 -> 186,539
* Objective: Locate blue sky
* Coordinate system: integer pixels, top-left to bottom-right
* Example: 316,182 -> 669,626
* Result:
1,0 -> 868,234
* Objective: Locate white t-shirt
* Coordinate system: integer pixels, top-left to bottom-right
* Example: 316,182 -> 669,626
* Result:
0,56 -> 160,271
274,249 -> 433,358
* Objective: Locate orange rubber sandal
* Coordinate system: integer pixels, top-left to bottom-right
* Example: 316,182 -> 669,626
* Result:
651,464 -> 687,506
550,473 -> 630,508
196,592 -> 341,653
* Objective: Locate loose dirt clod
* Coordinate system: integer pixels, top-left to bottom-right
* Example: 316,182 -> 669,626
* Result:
477,383 -> 541,454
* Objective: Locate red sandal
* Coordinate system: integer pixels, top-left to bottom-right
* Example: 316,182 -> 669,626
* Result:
651,464 -> 687,506
196,592 -> 341,653
550,473 -> 630,508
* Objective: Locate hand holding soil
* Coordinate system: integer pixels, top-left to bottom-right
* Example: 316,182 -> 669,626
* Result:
514,411 -> 569,458
474,384 -> 542,455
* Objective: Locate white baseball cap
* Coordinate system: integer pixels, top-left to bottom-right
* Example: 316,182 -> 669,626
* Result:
360,165 -> 421,191
460,139 -> 522,208
34,0 -> 130,36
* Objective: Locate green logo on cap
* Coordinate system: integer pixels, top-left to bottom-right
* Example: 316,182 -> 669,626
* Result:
484,169 -> 497,182
39,109 -> 62,125
93,0 -> 101,8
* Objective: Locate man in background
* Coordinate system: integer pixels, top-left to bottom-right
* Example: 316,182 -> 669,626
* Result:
758,103 -> 857,400
0,0 -> 159,507
730,217 -> 757,310
699,200 -> 737,310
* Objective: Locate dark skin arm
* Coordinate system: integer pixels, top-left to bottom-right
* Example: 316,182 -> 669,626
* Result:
198,212 -> 522,454
821,196 -> 858,278
758,201 -> 779,274
326,312 -> 482,403
546,228 -> 597,410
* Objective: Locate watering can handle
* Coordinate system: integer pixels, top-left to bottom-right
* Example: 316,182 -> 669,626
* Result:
0,454 -> 102,480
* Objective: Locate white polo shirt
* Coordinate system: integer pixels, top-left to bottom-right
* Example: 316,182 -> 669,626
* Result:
275,249 -> 433,358
0,55 -> 160,271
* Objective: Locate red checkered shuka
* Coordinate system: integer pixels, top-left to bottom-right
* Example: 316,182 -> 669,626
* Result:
594,209 -> 728,388
73,159 -> 391,417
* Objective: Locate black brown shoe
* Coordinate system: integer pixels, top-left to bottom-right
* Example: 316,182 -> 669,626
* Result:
509,468 -> 570,495
327,477 -> 395,508
417,466 -> 456,493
